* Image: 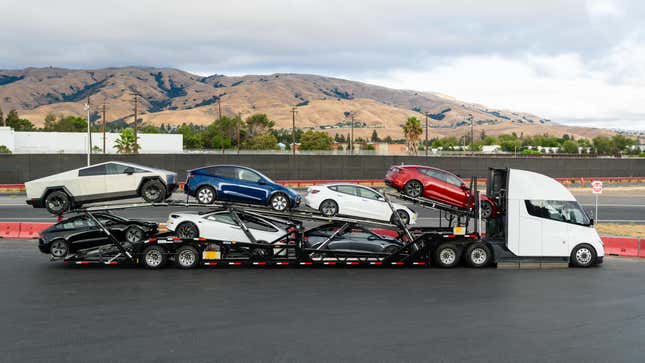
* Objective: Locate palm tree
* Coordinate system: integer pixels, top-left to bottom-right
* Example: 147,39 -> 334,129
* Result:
114,128 -> 138,154
402,117 -> 423,155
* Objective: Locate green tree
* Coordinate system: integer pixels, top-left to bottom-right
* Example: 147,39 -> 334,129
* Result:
0,145 -> 11,154
592,136 -> 613,154
53,116 -> 87,132
178,124 -> 203,149
113,128 -> 139,154
371,130 -> 380,142
300,130 -> 333,150
560,140 -> 579,154
5,110 -> 35,131
245,132 -> 278,150
0,106 -> 4,126
245,113 -> 274,137
611,134 -> 635,153
43,113 -> 57,130
140,124 -> 161,134
402,117 -> 423,155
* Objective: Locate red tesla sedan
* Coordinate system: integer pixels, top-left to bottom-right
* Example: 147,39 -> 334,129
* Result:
384,165 -> 497,218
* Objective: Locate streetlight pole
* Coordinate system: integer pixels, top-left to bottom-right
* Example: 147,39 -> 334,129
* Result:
84,98 -> 91,166
425,111 -> 429,157
291,107 -> 297,155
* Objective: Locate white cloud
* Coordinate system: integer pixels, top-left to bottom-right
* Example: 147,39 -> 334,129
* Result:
586,0 -> 624,16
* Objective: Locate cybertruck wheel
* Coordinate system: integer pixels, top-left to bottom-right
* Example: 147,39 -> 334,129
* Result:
571,244 -> 597,268
196,186 -> 216,204
142,245 -> 167,269
319,199 -> 339,216
141,180 -> 166,203
175,245 -> 201,269
464,243 -> 492,268
270,193 -> 289,211
434,243 -> 460,268
45,190 -> 71,215
50,239 -> 70,258
175,222 -> 199,239
403,180 -> 423,198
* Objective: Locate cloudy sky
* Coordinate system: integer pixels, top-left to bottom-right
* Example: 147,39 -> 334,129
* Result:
1,0 -> 644,130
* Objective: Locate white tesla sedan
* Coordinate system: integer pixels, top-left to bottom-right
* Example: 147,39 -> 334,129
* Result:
303,183 -> 417,225
166,210 -> 287,242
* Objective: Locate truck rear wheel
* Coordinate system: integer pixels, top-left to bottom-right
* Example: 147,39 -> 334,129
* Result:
175,245 -> 200,269
464,243 -> 491,268
142,245 -> 167,269
433,243 -> 460,268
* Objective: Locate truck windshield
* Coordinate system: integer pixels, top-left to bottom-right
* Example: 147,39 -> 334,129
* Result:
525,200 -> 591,226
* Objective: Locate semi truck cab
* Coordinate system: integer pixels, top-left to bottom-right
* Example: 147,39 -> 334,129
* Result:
487,168 -> 604,267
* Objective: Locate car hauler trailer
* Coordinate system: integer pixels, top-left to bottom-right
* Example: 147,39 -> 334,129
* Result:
55,168 -> 603,269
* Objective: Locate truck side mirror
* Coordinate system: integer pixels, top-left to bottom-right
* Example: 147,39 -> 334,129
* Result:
589,218 -> 595,226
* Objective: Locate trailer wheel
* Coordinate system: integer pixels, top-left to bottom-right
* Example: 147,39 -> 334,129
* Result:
464,243 -> 492,268
142,245 -> 167,269
434,243 -> 460,268
175,245 -> 200,269
571,244 -> 597,268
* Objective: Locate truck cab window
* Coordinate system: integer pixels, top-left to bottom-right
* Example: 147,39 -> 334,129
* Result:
525,200 -> 590,226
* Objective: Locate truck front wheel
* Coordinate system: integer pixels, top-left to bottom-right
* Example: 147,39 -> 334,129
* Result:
433,243 -> 460,268
571,244 -> 597,268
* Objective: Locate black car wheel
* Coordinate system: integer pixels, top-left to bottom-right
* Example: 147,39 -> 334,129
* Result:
319,199 -> 338,216
434,243 -> 460,268
141,180 -> 167,203
142,245 -> 167,269
479,200 -> 493,219
403,180 -> 423,198
175,222 -> 199,239
45,191 -> 71,215
175,245 -> 201,269
383,245 -> 399,255
196,186 -> 216,204
464,243 -> 492,268
270,193 -> 289,211
571,244 -> 597,268
251,240 -> 273,259
391,209 -> 410,225
125,226 -> 145,243
50,239 -> 69,258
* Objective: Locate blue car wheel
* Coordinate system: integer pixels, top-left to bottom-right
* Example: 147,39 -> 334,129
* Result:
269,193 -> 289,211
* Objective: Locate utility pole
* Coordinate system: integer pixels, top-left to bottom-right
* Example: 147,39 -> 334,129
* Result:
217,98 -> 222,120
350,114 -> 355,155
130,91 -> 141,154
237,112 -> 241,155
425,111 -> 429,157
291,107 -> 298,155
101,101 -> 107,154
468,113 -> 474,156
84,97 -> 91,166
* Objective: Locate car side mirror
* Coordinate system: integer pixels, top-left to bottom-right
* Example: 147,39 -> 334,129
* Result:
124,167 -> 134,175
258,180 -> 267,185
377,196 -> 385,202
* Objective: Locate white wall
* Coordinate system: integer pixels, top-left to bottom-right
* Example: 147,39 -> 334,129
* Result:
0,127 -> 183,154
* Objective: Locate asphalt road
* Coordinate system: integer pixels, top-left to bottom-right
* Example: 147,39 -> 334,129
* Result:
1,239 -> 644,362
1,192 -> 644,224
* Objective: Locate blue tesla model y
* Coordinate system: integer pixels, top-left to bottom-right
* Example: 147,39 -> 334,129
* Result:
184,165 -> 301,211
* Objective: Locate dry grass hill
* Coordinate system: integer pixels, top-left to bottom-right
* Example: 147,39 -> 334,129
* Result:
0,67 -> 614,140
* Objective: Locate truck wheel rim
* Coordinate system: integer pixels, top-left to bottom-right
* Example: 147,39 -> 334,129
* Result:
51,241 -> 68,257
126,228 -> 143,242
576,248 -> 592,265
440,249 -> 456,265
178,250 -> 196,266
198,188 -> 213,203
321,201 -> 337,215
145,186 -> 160,200
145,250 -> 162,267
272,195 -> 287,210
471,248 -> 487,265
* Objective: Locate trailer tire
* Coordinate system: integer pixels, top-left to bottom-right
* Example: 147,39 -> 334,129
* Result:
464,243 -> 492,268
571,244 -> 597,268
175,245 -> 201,269
142,245 -> 167,269
434,243 -> 460,268
403,180 -> 423,198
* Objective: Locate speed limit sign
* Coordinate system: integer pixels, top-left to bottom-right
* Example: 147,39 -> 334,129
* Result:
592,180 -> 603,194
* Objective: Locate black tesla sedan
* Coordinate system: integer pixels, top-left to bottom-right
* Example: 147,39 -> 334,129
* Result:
303,223 -> 404,254
38,213 -> 158,258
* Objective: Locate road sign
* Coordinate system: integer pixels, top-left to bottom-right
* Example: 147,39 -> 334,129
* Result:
591,180 -> 603,194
